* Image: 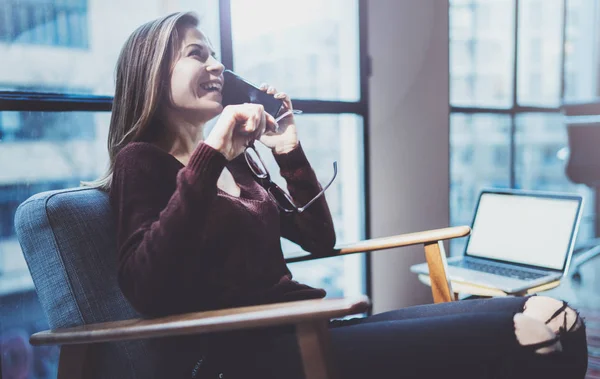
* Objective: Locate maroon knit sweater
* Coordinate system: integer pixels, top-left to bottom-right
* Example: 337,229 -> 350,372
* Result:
109,141 -> 336,317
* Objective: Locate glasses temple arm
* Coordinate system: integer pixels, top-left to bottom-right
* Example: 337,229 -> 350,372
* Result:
297,161 -> 338,213
275,109 -> 303,123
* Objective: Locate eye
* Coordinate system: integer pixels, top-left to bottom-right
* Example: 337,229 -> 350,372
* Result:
188,47 -> 209,61
189,48 -> 202,57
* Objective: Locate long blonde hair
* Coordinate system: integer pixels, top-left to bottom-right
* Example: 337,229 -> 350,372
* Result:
84,12 -> 199,191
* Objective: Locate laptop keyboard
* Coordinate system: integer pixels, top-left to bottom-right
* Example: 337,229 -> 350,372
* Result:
448,260 -> 547,281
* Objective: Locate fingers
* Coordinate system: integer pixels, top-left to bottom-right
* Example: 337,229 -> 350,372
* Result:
210,104 -> 271,159
273,92 -> 288,100
259,83 -> 278,95
258,107 -> 267,138
240,104 -> 263,136
225,103 -> 268,142
259,83 -> 293,112
265,113 -> 278,133
275,91 -> 292,109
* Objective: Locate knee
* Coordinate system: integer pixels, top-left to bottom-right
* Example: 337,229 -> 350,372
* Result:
514,296 -> 588,377
513,313 -> 562,354
522,296 -> 583,334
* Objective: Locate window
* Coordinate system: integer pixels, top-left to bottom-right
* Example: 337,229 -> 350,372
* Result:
450,0 -> 598,256
0,0 -> 88,48
527,1 -> 545,29
229,0 -> 366,298
449,0 -> 515,108
450,113 -> 511,255
0,110 -> 95,141
229,0 -> 361,102
517,0 -> 563,107
0,2 -> 221,95
564,0 -> 600,101
250,114 -> 365,296
0,109 -> 110,377
0,1 -> 368,376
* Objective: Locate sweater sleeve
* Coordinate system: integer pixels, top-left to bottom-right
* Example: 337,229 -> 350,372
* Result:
110,142 -> 227,316
273,143 -> 337,256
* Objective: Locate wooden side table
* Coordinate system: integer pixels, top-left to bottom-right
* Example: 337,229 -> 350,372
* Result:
417,274 -> 562,299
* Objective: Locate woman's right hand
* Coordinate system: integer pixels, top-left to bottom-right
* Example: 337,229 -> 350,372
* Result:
204,104 -> 277,161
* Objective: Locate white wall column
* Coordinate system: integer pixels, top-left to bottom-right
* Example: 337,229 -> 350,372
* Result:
367,0 -> 450,314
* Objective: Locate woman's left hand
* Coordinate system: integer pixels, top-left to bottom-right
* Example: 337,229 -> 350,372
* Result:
257,84 -> 299,154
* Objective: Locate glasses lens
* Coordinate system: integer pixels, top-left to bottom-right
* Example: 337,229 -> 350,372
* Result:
245,148 -> 268,178
268,186 -> 296,212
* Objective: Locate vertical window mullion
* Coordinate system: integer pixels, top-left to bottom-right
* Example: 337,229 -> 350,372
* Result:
510,113 -> 517,188
512,0 -> 520,109
218,0 -> 234,70
510,0 -> 520,188
358,0 -> 371,304
559,0 -> 568,101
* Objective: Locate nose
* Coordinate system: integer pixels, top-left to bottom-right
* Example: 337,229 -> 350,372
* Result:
206,56 -> 225,76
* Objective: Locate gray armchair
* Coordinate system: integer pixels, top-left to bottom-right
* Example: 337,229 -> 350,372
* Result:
14,187 -> 469,378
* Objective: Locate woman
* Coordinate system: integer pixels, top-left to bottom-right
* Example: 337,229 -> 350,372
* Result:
97,12 -> 588,379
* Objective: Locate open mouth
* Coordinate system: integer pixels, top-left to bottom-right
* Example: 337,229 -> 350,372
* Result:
200,81 -> 222,92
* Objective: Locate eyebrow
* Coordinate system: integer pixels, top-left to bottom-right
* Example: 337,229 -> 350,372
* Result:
185,43 -> 217,57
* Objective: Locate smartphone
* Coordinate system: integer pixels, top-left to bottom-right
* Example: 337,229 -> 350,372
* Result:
221,69 -> 284,118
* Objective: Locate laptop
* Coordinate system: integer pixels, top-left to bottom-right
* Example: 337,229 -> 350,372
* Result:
410,189 -> 584,294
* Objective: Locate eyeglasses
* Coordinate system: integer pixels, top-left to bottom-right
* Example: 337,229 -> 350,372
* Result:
244,142 -> 338,213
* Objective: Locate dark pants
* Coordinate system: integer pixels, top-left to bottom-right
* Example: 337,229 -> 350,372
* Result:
172,296 -> 588,379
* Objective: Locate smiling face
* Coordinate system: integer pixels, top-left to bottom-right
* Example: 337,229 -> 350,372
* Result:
166,26 -> 225,124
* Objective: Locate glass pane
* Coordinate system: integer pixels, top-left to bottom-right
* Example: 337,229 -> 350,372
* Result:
0,0 -> 88,48
230,0 -> 360,101
450,113 -> 511,255
515,113 -> 595,242
250,114 -> 366,298
1,111 -> 110,378
450,0 -> 515,107
517,0 -> 564,107
0,0 -> 220,95
564,0 -> 600,102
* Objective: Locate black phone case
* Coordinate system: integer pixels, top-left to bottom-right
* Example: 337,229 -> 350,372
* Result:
221,70 -> 283,118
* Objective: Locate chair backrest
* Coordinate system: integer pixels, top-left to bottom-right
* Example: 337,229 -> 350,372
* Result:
14,187 -> 158,378
562,101 -> 600,187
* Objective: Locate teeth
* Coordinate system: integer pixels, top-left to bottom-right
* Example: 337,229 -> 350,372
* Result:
200,83 -> 222,91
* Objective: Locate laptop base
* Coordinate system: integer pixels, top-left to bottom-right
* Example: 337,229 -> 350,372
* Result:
416,273 -> 562,297
411,257 -> 562,295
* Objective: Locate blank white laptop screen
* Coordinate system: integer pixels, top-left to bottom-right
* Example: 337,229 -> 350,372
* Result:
466,193 -> 580,270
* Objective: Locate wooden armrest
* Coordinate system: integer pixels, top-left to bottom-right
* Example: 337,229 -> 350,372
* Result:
286,226 -> 471,263
30,296 -> 370,346
336,226 -> 469,304
334,226 -> 470,255
287,226 -> 470,303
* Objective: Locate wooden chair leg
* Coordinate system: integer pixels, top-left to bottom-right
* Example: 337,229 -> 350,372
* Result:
58,344 -> 89,379
296,320 -> 338,379
424,241 -> 454,303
